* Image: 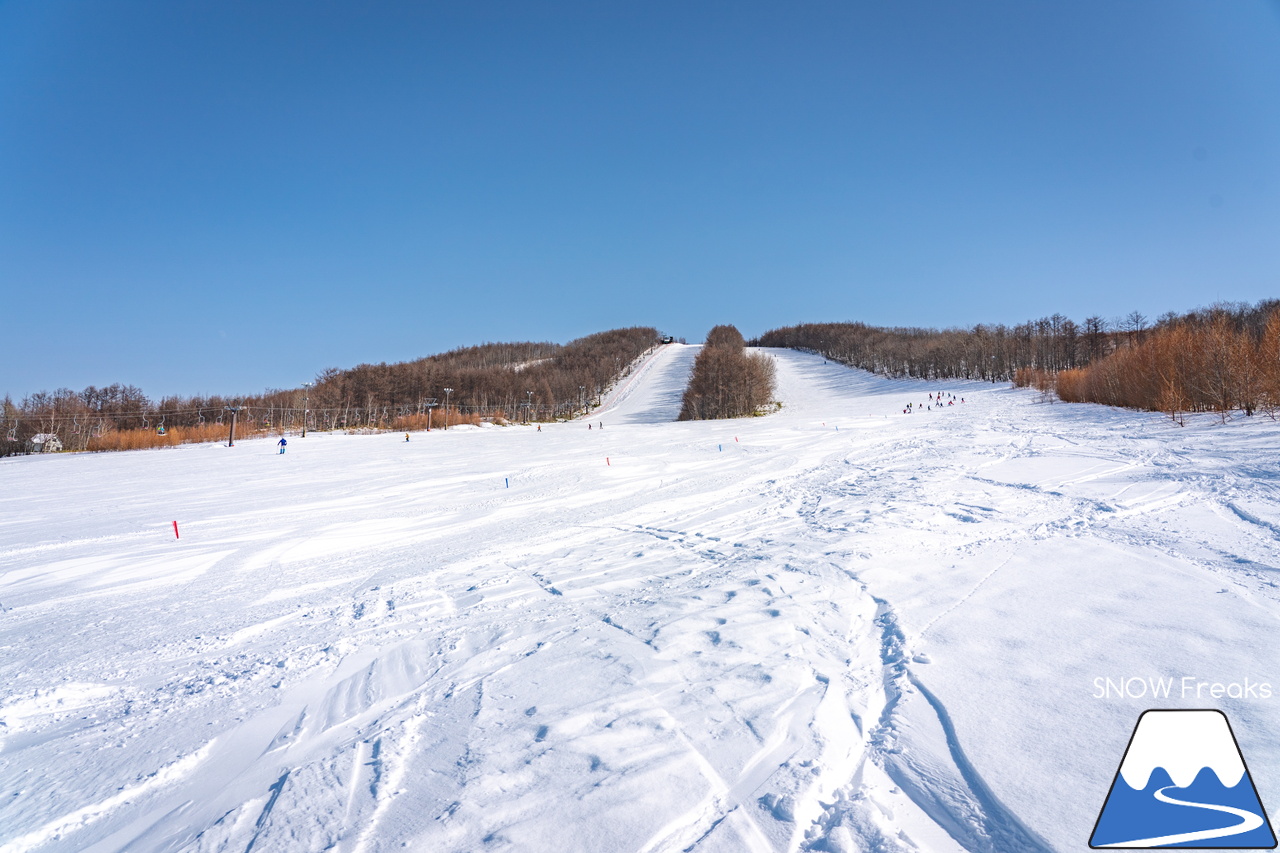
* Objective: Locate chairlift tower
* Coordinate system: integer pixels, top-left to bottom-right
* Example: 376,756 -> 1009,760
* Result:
302,382 -> 311,438
224,406 -> 241,447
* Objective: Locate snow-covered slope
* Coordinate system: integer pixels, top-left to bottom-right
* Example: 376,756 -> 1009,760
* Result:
592,342 -> 698,424
3,350 -> 1279,853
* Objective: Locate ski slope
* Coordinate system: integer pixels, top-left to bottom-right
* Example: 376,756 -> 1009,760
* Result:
593,342 -> 698,425
3,347 -> 1280,853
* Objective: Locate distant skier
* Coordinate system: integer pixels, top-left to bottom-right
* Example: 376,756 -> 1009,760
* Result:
278,437 -> 287,454
405,433 -> 410,442
536,425 -> 541,432
599,422 -> 603,430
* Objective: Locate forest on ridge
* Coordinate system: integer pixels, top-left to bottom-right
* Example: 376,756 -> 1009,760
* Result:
756,300 -> 1280,421
2,327 -> 659,453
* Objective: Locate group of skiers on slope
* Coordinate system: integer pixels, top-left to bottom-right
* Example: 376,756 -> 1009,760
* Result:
274,396 -> 976,454
903,392 -> 965,415
277,420 -> 605,454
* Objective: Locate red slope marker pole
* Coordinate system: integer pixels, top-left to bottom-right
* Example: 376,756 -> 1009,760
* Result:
173,520 -> 180,539
606,457 -> 610,466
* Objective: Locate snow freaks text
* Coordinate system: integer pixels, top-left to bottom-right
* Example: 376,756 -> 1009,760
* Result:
1094,676 -> 1273,701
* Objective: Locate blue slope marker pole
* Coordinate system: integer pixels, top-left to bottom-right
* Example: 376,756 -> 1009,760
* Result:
505,478 -> 509,488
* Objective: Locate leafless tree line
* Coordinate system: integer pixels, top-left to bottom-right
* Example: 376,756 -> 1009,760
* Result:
679,325 -> 777,421
756,301 -> 1280,421
1051,303 -> 1280,422
309,327 -> 659,420
753,314 -> 1131,381
2,327 -> 659,453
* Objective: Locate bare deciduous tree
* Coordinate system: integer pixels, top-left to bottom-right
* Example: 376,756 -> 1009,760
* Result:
680,325 -> 776,420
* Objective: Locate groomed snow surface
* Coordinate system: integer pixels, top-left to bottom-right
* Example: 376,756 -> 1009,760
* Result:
3,344 -> 1279,853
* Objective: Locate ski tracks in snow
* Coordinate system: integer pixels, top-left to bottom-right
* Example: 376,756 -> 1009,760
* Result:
7,350 -> 1280,852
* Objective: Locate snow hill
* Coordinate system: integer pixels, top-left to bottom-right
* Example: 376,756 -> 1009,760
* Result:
2,345 -> 1279,853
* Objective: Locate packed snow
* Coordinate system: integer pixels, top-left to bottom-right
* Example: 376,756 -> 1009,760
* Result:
3,344 -> 1279,852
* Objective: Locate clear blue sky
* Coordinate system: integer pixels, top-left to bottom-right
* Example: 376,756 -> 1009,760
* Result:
3,1 -> 1278,399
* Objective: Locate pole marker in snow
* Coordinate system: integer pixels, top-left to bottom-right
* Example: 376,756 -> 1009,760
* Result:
735,437 -> 739,442
606,457 -> 610,466
173,520 -> 180,539
718,444 -> 722,452
505,478 -> 509,488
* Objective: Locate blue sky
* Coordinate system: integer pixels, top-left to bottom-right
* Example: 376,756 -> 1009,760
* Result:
2,1 -> 1278,398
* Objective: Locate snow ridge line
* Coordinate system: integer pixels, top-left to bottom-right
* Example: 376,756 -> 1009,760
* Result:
0,741 -> 215,853
867,598 -> 1055,853
243,769 -> 290,853
1226,501 -> 1280,538
902,673 -> 1056,853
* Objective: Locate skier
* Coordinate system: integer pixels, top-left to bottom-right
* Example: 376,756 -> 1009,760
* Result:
405,433 -> 410,442
536,425 -> 541,432
278,437 -> 287,454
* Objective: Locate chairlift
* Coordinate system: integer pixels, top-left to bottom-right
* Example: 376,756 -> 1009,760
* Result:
157,415 -> 166,435
5,421 -> 16,442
